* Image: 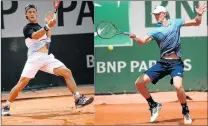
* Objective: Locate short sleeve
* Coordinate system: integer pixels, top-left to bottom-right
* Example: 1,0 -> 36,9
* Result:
175,19 -> 185,28
23,26 -> 34,39
147,29 -> 158,39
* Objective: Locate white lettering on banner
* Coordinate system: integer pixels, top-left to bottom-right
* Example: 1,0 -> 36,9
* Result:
118,61 -> 127,73
130,61 -> 155,72
129,1 -> 207,37
86,55 -> 94,68
184,59 -> 192,71
97,61 -> 127,73
149,60 -> 157,68
107,62 -> 116,73
131,61 -> 139,72
1,1 -> 93,38
139,61 -> 148,72
97,62 -> 106,73
96,59 -> 192,73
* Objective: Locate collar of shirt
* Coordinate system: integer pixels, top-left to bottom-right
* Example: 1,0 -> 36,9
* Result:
157,19 -> 172,28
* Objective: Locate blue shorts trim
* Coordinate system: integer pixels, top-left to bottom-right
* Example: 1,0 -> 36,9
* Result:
145,58 -> 184,85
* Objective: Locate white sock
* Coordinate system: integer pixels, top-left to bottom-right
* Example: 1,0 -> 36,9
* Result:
74,92 -> 81,100
5,100 -> 11,107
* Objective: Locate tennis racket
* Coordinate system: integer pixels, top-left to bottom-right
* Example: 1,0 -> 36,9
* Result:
53,0 -> 61,13
45,0 -> 60,23
96,21 -> 131,39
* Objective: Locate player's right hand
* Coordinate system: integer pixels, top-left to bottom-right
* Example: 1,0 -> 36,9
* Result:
48,18 -> 56,28
129,34 -> 136,39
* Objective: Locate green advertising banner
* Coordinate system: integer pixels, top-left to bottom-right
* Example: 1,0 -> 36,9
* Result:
94,1 -> 207,94
94,1 -> 133,47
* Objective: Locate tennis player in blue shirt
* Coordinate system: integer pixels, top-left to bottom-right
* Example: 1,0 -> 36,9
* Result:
129,3 -> 207,124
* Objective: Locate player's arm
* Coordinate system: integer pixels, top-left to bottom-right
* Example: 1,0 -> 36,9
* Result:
24,16 -> 56,40
130,35 -> 153,46
183,2 -> 207,27
31,28 -> 49,39
183,17 -> 202,26
45,13 -> 57,39
32,19 -> 56,39
46,30 -> 52,38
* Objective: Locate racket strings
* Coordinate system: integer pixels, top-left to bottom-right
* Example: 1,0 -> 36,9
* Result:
97,23 -> 117,38
54,0 -> 60,8
102,25 -> 114,36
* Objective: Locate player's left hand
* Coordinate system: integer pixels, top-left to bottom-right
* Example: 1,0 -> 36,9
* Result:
195,2 -> 207,16
45,12 -> 56,24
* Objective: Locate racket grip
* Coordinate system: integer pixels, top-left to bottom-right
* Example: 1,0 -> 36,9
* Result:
122,32 -> 131,35
54,9 -> 57,13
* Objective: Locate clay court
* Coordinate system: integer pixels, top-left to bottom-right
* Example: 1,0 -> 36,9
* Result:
1,85 -> 94,125
95,92 -> 207,125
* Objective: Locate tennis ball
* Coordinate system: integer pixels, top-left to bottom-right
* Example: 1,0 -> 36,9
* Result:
108,45 -> 113,51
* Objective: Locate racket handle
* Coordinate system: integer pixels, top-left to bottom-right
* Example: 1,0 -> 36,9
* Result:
121,32 -> 131,35
54,9 -> 57,13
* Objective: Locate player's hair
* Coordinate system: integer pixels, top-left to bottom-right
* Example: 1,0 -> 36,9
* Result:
25,4 -> 37,19
166,11 -> 170,19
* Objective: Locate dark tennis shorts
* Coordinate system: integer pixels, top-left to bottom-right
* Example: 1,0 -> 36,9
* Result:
145,58 -> 184,85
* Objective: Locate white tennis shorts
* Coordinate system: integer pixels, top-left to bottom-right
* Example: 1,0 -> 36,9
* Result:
21,52 -> 65,78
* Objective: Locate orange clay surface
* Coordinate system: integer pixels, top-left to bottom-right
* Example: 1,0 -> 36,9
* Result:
2,85 -> 94,125
95,92 -> 207,125
2,86 -> 207,125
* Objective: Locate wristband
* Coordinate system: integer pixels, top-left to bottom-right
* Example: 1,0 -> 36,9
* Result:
44,24 -> 50,31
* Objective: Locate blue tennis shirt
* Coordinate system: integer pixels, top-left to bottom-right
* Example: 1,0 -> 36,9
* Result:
147,19 -> 185,58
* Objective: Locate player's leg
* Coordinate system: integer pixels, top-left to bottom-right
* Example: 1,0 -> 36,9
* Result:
53,66 -> 94,107
40,54 -> 94,107
173,77 -> 186,105
7,77 -> 31,103
135,74 -> 155,106
53,67 -> 79,96
2,57 -> 41,116
171,63 -> 192,124
135,74 -> 162,122
54,67 -> 78,94
135,61 -> 167,122
2,77 -> 31,116
173,77 -> 192,124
